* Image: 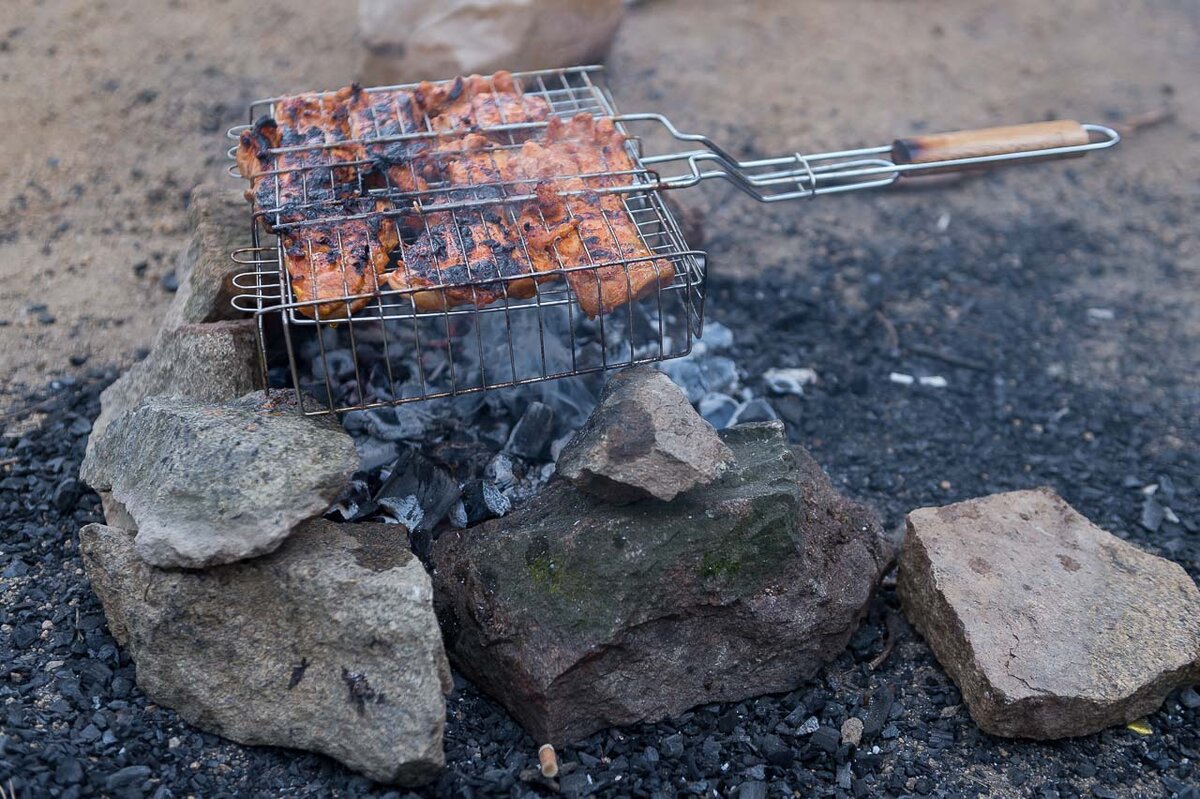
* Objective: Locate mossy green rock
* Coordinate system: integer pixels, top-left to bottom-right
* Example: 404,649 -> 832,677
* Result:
433,422 -> 895,743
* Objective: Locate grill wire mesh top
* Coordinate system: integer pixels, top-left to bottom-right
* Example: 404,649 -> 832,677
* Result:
227,65 -> 707,414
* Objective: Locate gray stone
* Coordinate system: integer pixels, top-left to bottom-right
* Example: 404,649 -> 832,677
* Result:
898,488 -> 1200,739
81,392 -> 357,568
359,0 -> 624,86
840,717 -> 864,747
433,421 -> 894,743
87,319 -> 262,458
80,520 -> 450,785
556,366 -> 734,504
161,183 -> 253,331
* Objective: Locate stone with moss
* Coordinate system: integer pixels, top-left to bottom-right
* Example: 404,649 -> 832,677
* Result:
433,421 -> 896,743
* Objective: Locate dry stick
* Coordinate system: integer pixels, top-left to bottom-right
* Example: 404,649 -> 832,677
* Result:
1111,108 -> 1175,138
869,612 -> 902,671
906,343 -> 990,373
874,310 -> 899,352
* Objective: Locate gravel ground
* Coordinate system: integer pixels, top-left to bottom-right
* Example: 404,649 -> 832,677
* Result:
1,191 -> 1197,797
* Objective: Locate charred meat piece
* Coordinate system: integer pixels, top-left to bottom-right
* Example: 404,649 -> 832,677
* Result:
346,85 -> 432,194
237,87 -> 363,219
515,113 -> 672,318
386,133 -> 576,311
278,197 -> 399,320
237,88 -> 404,319
416,71 -> 550,133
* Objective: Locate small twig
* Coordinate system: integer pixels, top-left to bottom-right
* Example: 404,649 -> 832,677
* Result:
869,612 -> 902,671
1111,108 -> 1175,138
0,457 -> 18,468
874,310 -> 899,351
906,343 -> 990,373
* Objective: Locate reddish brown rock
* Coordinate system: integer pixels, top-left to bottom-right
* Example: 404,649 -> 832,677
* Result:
899,488 -> 1200,739
433,422 -> 894,743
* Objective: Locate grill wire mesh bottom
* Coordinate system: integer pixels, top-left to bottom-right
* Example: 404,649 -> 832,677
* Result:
229,66 -> 708,415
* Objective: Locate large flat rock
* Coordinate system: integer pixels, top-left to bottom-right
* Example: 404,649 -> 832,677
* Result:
80,520 -> 451,785
898,488 -> 1200,739
433,421 -> 894,743
81,392 -> 357,568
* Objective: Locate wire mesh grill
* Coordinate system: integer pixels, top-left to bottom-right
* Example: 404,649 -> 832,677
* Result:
228,66 -> 707,415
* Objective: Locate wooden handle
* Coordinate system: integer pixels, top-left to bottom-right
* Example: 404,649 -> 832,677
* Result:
892,120 -> 1090,172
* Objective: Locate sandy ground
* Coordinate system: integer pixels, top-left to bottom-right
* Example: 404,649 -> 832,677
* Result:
1,0 -> 1196,410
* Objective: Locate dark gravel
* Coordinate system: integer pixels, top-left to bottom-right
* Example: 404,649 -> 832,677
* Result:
2,199 -> 1198,798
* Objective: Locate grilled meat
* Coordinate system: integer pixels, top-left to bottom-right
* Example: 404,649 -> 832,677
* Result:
237,87 -> 362,217
346,85 -> 431,194
515,113 -> 672,318
416,71 -> 551,133
237,88 -> 400,319
234,73 -> 662,321
386,133 -> 576,311
279,198 -> 398,320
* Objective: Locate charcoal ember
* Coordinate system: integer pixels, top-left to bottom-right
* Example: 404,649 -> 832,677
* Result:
461,480 -> 512,525
899,488 -> 1200,739
731,398 -> 778,425
698,392 -> 740,430
485,453 -> 517,491
328,479 -> 370,521
660,355 -> 739,404
557,366 -> 734,504
433,422 -> 894,743
504,401 -> 556,460
378,495 -> 425,530
355,438 -> 400,473
311,349 -> 356,382
372,448 -> 461,535
699,321 -> 734,351
448,500 -> 469,529
549,433 -> 575,463
365,406 -> 426,442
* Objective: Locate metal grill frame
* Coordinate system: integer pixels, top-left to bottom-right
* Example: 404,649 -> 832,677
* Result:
228,66 -> 709,416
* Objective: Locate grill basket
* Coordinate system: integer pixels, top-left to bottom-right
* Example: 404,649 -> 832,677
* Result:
227,65 -> 1118,415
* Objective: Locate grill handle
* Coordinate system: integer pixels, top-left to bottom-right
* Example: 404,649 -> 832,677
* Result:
891,120 -> 1090,174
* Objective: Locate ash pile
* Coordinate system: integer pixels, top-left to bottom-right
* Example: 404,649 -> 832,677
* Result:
277,305 -> 782,560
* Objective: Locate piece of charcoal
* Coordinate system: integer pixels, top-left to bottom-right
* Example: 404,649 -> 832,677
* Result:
370,448 -> 460,534
698,392 -> 739,430
862,682 -> 895,741
505,402 -> 556,460
731,397 -> 778,425
461,480 -> 512,525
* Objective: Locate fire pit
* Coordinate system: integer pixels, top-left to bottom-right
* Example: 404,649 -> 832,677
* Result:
65,56 -> 1197,799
